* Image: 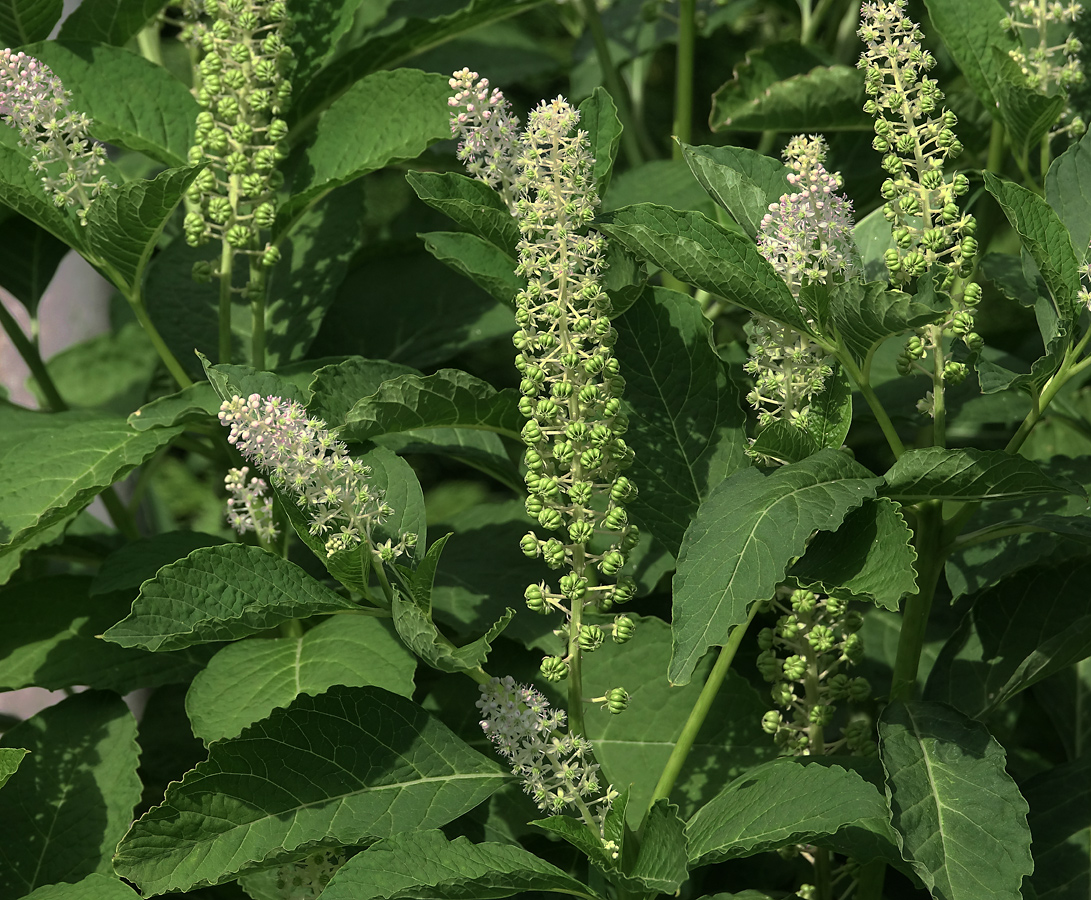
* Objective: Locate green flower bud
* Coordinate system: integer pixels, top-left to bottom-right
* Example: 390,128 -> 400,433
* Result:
848,677 -> 872,702
579,624 -> 605,651
620,525 -> 639,552
843,610 -> 864,633
207,195 -> 232,224
613,615 -> 636,644
535,398 -> 559,419
612,577 -> 637,605
762,710 -> 783,734
843,632 -> 864,663
568,520 -> 594,544
791,589 -> 817,613
577,384 -> 600,405
777,616 -> 802,640
525,496 -> 544,519
610,477 -> 635,502
559,573 -> 588,600
268,118 -> 289,142
520,533 -> 540,558
543,538 -> 566,568
521,420 -> 543,445
552,440 -> 575,466
607,687 -> 629,714
604,507 -> 628,531
600,550 -> 625,576
254,202 -> 277,228
538,508 -> 563,531
540,656 -> 568,682
757,649 -> 781,681
783,655 -> 807,681
771,682 -> 794,707
809,704 -> 835,726
808,624 -> 837,653
964,331 -> 984,352
261,244 -> 281,267
551,380 -> 573,400
225,224 -> 252,247
568,481 -> 593,505
827,673 -> 852,700
191,260 -> 215,283
757,627 -> 775,651
580,448 -> 604,470
525,583 -> 547,612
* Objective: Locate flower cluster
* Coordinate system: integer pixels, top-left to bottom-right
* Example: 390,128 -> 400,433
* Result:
224,466 -> 278,544
1003,0 -> 1085,136
0,49 -> 110,222
265,848 -> 347,900
182,0 -> 293,278
218,394 -> 414,557
448,68 -> 522,212
858,0 -> 977,287
746,136 -> 855,428
477,676 -> 618,828
756,588 -> 875,756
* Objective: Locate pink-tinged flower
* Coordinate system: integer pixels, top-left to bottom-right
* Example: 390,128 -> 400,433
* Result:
448,68 -> 522,211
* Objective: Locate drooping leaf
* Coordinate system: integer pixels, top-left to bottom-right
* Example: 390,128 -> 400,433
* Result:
1022,754 -> 1091,900
614,286 -> 748,557
113,685 -> 510,895
790,498 -> 917,610
603,159 -> 717,218
308,356 -> 420,426
579,86 -> 622,196
881,447 -> 1081,502
828,278 -> 946,362
992,48 -> 1068,163
670,450 -> 881,684
58,0 -> 167,45
0,0 -> 61,46
599,203 -> 807,331
678,142 -> 789,238
878,701 -> 1033,900
320,828 -> 603,900
185,615 -> 416,744
420,231 -> 522,305
406,170 -> 519,252
101,544 -> 360,652
0,210 -> 70,317
1046,128 -> 1091,261
628,801 -> 691,893
0,747 -> 27,790
0,692 -> 141,897
91,532 -> 227,596
853,206 -> 895,282
23,874 -> 140,900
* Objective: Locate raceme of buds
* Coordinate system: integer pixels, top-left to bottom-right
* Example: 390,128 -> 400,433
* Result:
477,676 -> 618,830
184,0 -> 292,273
858,0 -> 977,286
448,68 -> 522,213
746,136 -> 855,429
0,49 -> 110,222
224,466 -> 278,544
218,393 -> 414,558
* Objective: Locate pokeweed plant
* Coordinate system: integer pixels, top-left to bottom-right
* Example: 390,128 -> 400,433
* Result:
3,0 -> 1091,899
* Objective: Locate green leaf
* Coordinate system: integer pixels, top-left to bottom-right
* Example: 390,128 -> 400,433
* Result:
128,382 -> 220,431
25,40 -> 197,166
599,203 -> 807,331
58,0 -> 167,45
286,0 -> 365,83
983,170 -> 1081,329
991,47 -> 1068,163
23,874 -> 140,900
85,165 -> 199,296
1022,754 -> 1091,900
686,756 -> 896,866
0,134 -> 84,249
186,616 -> 416,744
614,286 -> 747,557
0,406 -> 181,563
878,700 -> 1033,900
579,86 -> 622,196
340,368 -> 523,442
92,531 -> 227,595
0,747 -> 27,790
678,142 -> 790,238
320,828 -> 602,900
790,498 -> 917,610
420,231 -> 522,305
921,0 -> 1021,111
926,557 -> 1091,717
283,69 -> 451,225
709,42 -> 869,132
881,447 -> 1081,502
1046,128 -> 1091,260
603,159 -> 717,218
113,685 -> 510,895
670,449 -> 881,684
0,0 -> 61,44
829,278 -> 946,362
102,544 -> 360,652
308,356 -> 420,426
853,206 -> 895,282
0,210 -> 70,316
629,801 -> 690,893
0,574 -> 212,693
406,170 -> 519,252
0,692 -> 141,897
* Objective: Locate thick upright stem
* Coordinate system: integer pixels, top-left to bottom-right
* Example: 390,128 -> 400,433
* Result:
671,0 -> 696,160
219,240 -> 234,364
0,301 -> 67,412
127,294 -> 193,389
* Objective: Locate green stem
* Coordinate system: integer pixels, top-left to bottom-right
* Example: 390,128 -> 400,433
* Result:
98,476 -> 141,540
219,240 -> 234,364
950,522 -> 1050,551
249,256 -> 266,370
671,0 -> 696,160
580,0 -> 646,167
568,549 -> 587,738
986,118 -> 1007,174
1040,133 -> 1053,183
834,346 -> 906,458
0,301 -> 67,412
930,325 -> 946,449
126,292 -> 193,389
647,603 -> 760,813
890,501 -> 944,701
136,21 -> 164,66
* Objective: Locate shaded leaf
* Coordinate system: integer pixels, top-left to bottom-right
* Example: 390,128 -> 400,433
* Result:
579,86 -> 622,196
1046,128 -> 1091,261
603,159 -> 717,217
58,0 -> 166,45
679,141 -> 789,238
406,170 -> 519,252
0,0 -> 61,45
881,447 -> 1080,502
0,210 -> 70,316
420,230 -> 522,305
829,278 -> 946,362
992,48 -> 1067,163
23,874 -> 140,900
128,382 -> 220,431
1023,754 -> 1091,900
0,747 -> 27,791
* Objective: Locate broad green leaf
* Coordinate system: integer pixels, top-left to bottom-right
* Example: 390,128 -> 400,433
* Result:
58,0 -> 166,45
878,700 -> 1033,900
24,874 -> 140,900
308,356 -> 420,425
829,278 -> 946,362
292,0 -> 543,118
922,0 -> 1020,111
579,86 -> 622,196
853,206 -> 895,282
1034,657 -> 1091,763
186,616 -> 416,744
926,557 -> 1091,717
709,42 -> 869,132
0,574 -> 212,693
375,426 -> 520,492
24,40 -> 197,166
881,447 -> 1080,502
283,69 -> 451,226
0,406 -> 181,563
113,685 -> 510,895
199,356 -> 310,406
614,286 -> 747,557
406,171 -> 519,252
790,498 -> 917,610
85,165 -> 199,296
747,421 -> 825,466
599,203 -> 807,331
286,0 -> 365,82
102,544 -> 360,652
320,828 -> 602,900
582,616 -> 775,821
670,450 -> 881,684
686,756 -> 896,866
983,171 -> 1081,328
628,801 -> 690,893
992,48 -> 1067,163
0,692 -> 141,897
0,0 -> 60,44
128,382 -> 220,431
603,159 -> 718,221
0,210 -> 69,316
0,747 -> 27,790
679,141 -> 789,238
1022,754 -> 1091,900
340,368 -> 523,442
420,231 -> 522,305
1046,128 -> 1091,260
